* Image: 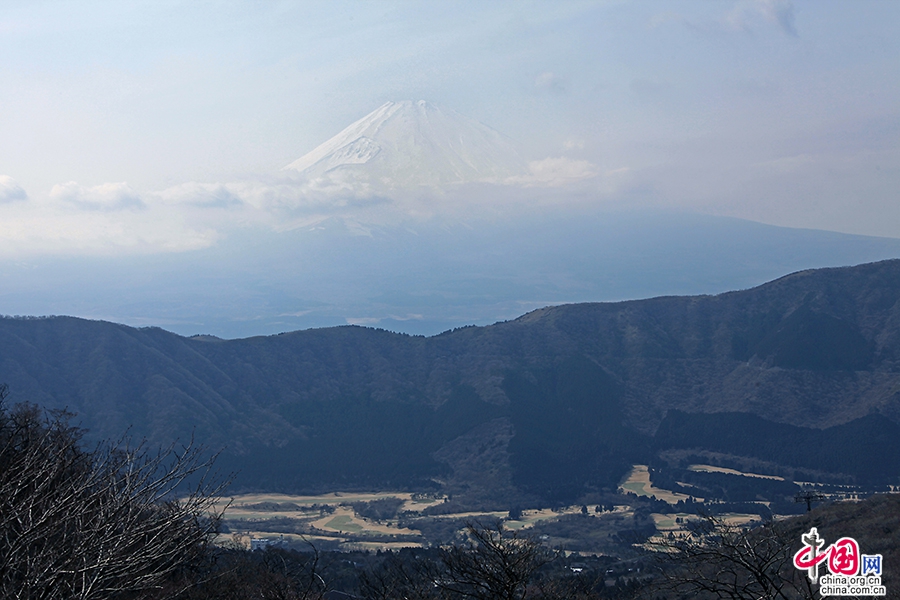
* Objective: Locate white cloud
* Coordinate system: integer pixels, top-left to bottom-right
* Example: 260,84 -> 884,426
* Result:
154,182 -> 243,207
155,176 -> 377,214
345,313 -> 423,326
345,317 -> 382,326
506,157 -> 599,187
0,206 -> 217,257
0,179 -> 222,257
390,313 -> 424,321
149,176 -> 396,235
249,177 -> 398,222
230,178 -> 349,212
0,175 -> 27,203
49,181 -> 144,211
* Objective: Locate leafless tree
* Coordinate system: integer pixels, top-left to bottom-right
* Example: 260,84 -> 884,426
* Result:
648,513 -> 816,600
0,388 -> 224,600
361,521 -> 554,600
436,522 -> 554,600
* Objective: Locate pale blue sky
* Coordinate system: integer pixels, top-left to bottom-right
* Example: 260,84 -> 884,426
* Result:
0,0 -> 898,256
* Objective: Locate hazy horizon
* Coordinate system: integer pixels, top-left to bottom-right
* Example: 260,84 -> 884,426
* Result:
1,1 -> 898,337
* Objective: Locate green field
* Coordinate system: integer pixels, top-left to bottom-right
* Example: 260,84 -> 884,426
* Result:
323,515 -> 363,533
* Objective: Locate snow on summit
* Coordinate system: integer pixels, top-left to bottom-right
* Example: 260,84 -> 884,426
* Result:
284,101 -> 526,190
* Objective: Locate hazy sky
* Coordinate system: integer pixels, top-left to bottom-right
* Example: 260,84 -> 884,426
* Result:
1,0 -> 898,257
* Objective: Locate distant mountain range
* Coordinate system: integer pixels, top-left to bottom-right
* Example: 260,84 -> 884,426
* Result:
3,260 -> 900,504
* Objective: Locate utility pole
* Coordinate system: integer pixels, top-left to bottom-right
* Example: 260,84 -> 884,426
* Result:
795,490 -> 826,512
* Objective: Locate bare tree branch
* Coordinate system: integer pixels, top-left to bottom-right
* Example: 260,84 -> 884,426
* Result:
648,513 -> 817,600
0,396 -> 225,600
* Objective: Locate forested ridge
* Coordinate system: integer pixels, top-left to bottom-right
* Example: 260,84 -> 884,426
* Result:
2,260 -> 900,499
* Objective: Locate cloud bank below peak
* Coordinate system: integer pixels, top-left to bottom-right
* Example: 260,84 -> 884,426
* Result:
49,181 -> 144,211
508,157 -> 601,187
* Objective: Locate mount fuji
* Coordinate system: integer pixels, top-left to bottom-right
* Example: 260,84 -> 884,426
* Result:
284,100 -> 527,190
3,103 -> 900,341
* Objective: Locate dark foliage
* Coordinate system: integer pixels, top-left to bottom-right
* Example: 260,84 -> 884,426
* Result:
351,497 -> 406,521
650,465 -> 799,506
360,522 -> 557,600
503,356 -> 649,502
654,411 -> 900,484
733,302 -> 874,370
360,522 -> 653,600
181,547 -> 328,600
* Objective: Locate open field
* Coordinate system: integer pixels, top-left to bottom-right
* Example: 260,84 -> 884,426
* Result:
311,507 -> 419,536
644,511 -> 764,552
619,465 -> 700,503
217,492 -> 642,551
652,512 -> 759,532
216,479 -> 781,553
217,492 -> 432,550
504,505 -> 631,530
216,467 -> 786,553
214,491 -> 442,512
220,531 -> 348,550
429,510 -> 508,520
688,464 -> 785,481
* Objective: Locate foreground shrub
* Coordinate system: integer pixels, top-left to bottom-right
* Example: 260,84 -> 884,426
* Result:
0,385 -> 222,600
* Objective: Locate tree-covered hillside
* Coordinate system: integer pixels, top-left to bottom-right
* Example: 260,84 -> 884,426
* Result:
2,260 -> 900,501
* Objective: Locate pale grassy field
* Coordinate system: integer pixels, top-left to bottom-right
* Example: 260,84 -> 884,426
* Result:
221,532 -> 346,550
618,465 -> 700,502
651,512 -> 759,532
215,491 -> 432,511
216,475 -> 773,552
504,505 -> 633,530
218,471 -> 773,552
688,464 -> 784,481
311,506 -> 419,536
217,491 -> 435,550
651,512 -> 695,531
617,465 -> 764,540
429,510 -> 509,520
216,492 -> 638,550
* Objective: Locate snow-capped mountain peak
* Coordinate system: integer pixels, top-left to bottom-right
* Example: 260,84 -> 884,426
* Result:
284,100 -> 526,189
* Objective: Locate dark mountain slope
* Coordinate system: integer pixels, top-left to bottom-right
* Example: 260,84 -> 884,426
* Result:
655,411 -> 900,484
2,260 -> 900,499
